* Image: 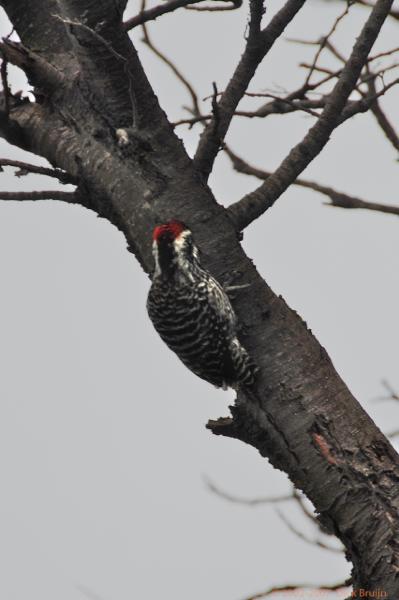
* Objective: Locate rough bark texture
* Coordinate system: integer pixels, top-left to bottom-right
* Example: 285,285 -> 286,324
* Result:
1,0 -> 399,595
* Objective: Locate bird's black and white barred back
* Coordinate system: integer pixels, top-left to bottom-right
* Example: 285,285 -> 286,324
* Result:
146,220 -> 257,390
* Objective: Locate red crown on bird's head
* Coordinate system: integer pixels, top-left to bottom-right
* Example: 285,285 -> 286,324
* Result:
153,220 -> 187,242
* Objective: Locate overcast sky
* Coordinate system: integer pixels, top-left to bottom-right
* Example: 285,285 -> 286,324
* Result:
0,1 -> 398,599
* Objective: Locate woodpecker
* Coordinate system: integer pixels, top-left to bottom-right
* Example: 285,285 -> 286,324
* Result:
146,220 -> 257,390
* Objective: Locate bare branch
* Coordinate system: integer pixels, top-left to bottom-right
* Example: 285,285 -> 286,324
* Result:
275,508 -> 343,553
0,159 -> 75,183
123,0 -> 241,28
227,0 -> 396,231
245,72 -> 339,118
225,146 -> 399,217
326,193 -> 399,216
204,476 -> 294,505
0,190 -> 78,202
173,96 -> 326,126
240,94 -> 325,117
124,0 -> 208,29
292,488 -> 321,528
381,380 -> 399,401
339,76 -> 399,122
365,72 -> 399,152
302,2 -> 352,89
193,0 -> 307,180
369,45 -> 399,61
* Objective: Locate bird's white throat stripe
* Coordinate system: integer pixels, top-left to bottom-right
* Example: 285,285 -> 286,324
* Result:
152,241 -> 161,277
173,230 -> 190,253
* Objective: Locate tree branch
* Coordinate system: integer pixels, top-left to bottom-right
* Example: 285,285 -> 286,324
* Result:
123,0 -> 240,30
301,2 -> 352,89
225,146 -> 399,217
0,190 -> 79,202
275,508 -> 343,553
192,0 -> 307,180
326,194 -> 399,216
204,476 -> 294,505
125,0 -> 208,29
0,158 -> 75,183
227,0 -> 396,231
365,72 -> 399,153
339,76 -> 399,122
240,94 -> 327,118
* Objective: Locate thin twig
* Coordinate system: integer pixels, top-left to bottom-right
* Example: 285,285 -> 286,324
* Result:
174,98 -> 327,125
249,71 -> 340,117
369,45 -> 399,62
276,508 -> 343,553
124,0 -> 207,29
339,76 -> 399,122
0,159 -> 75,183
292,489 -> 320,528
364,71 -> 399,152
324,39 -> 347,64
381,380 -> 399,401
303,2 -> 353,89
173,115 -> 211,127
245,93 -> 324,117
124,0 -> 241,29
204,477 -> 294,505
225,146 -> 399,217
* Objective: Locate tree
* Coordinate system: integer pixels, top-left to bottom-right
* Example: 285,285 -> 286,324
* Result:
0,0 -> 398,597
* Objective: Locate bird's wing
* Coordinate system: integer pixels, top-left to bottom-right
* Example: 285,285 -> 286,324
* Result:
205,275 -> 237,333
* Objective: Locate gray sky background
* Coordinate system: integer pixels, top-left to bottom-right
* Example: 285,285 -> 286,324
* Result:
0,1 -> 398,599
